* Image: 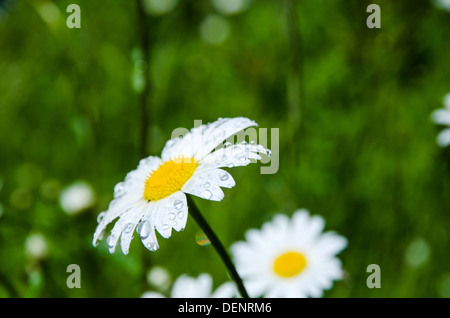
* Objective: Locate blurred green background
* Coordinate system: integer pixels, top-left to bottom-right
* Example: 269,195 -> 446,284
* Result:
0,0 -> 450,298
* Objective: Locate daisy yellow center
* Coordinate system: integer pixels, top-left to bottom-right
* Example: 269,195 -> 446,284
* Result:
144,157 -> 198,201
273,251 -> 307,278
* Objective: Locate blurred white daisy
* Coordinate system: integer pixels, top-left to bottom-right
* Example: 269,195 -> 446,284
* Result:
147,266 -> 172,291
59,181 -> 96,215
231,209 -> 347,298
431,93 -> 450,147
212,0 -> 252,15
93,117 -> 268,254
25,233 -> 49,261
142,273 -> 238,298
432,0 -> 450,12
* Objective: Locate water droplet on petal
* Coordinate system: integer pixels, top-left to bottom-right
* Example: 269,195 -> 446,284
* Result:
173,221 -> 177,226
204,182 -> 210,188
114,182 -> 125,197
174,200 -> 183,210
250,140 -> 256,145
106,235 -> 115,248
124,223 -> 134,233
168,212 -> 176,221
267,149 -> 272,157
97,212 -> 106,223
98,229 -> 105,240
137,220 -> 150,239
147,241 -> 159,252
177,211 -> 184,219
227,162 -> 234,168
223,142 -> 232,148
202,189 -> 213,200
220,172 -> 229,181
162,224 -> 170,230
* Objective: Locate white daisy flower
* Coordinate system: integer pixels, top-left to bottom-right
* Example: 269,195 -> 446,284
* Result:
433,0 -> 450,12
142,273 -> 238,298
431,93 -> 450,147
25,233 -> 49,261
93,117 -> 268,254
230,209 -> 347,298
59,181 -> 96,215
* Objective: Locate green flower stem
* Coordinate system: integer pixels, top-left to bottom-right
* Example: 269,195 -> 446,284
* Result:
187,195 -> 249,298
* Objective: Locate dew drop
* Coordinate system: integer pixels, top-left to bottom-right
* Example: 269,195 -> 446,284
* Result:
106,235 -> 115,248
267,149 -> 272,157
98,229 -> 106,240
177,211 -> 184,219
227,162 -> 234,168
162,223 -> 170,230
220,173 -> 229,181
124,223 -> 134,233
114,182 -> 125,197
174,199 -> 183,210
204,182 -> 210,188
97,212 -> 106,223
195,231 -> 211,247
147,242 -> 159,252
202,189 -> 213,200
173,221 -> 177,226
250,140 -> 256,145
223,142 -> 232,148
168,212 -> 176,221
137,220 -> 150,239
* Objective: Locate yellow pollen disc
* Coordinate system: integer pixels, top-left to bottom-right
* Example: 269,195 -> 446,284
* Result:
144,157 -> 198,201
273,251 -> 307,278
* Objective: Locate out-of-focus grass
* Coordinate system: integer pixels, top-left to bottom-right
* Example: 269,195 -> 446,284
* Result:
0,0 -> 449,297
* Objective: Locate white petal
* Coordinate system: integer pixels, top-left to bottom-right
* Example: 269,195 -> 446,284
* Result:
138,203 -> 160,251
119,203 -> 149,255
140,226 -> 160,252
92,194 -> 144,247
153,192 -> 188,238
141,291 -> 165,298
182,174 -> 225,201
192,168 -> 236,189
171,274 -> 213,298
444,92 -> 450,109
291,210 -> 325,245
106,202 -> 147,253
160,136 -> 193,162
92,157 -> 162,250
153,203 -> 173,239
431,109 -> 450,126
241,278 -> 269,298
437,128 -> 450,147
200,142 -> 268,171
163,191 -> 189,232
193,117 -> 258,160
211,282 -> 239,298
161,117 -> 258,162
313,232 -> 348,259
121,156 -> 162,194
